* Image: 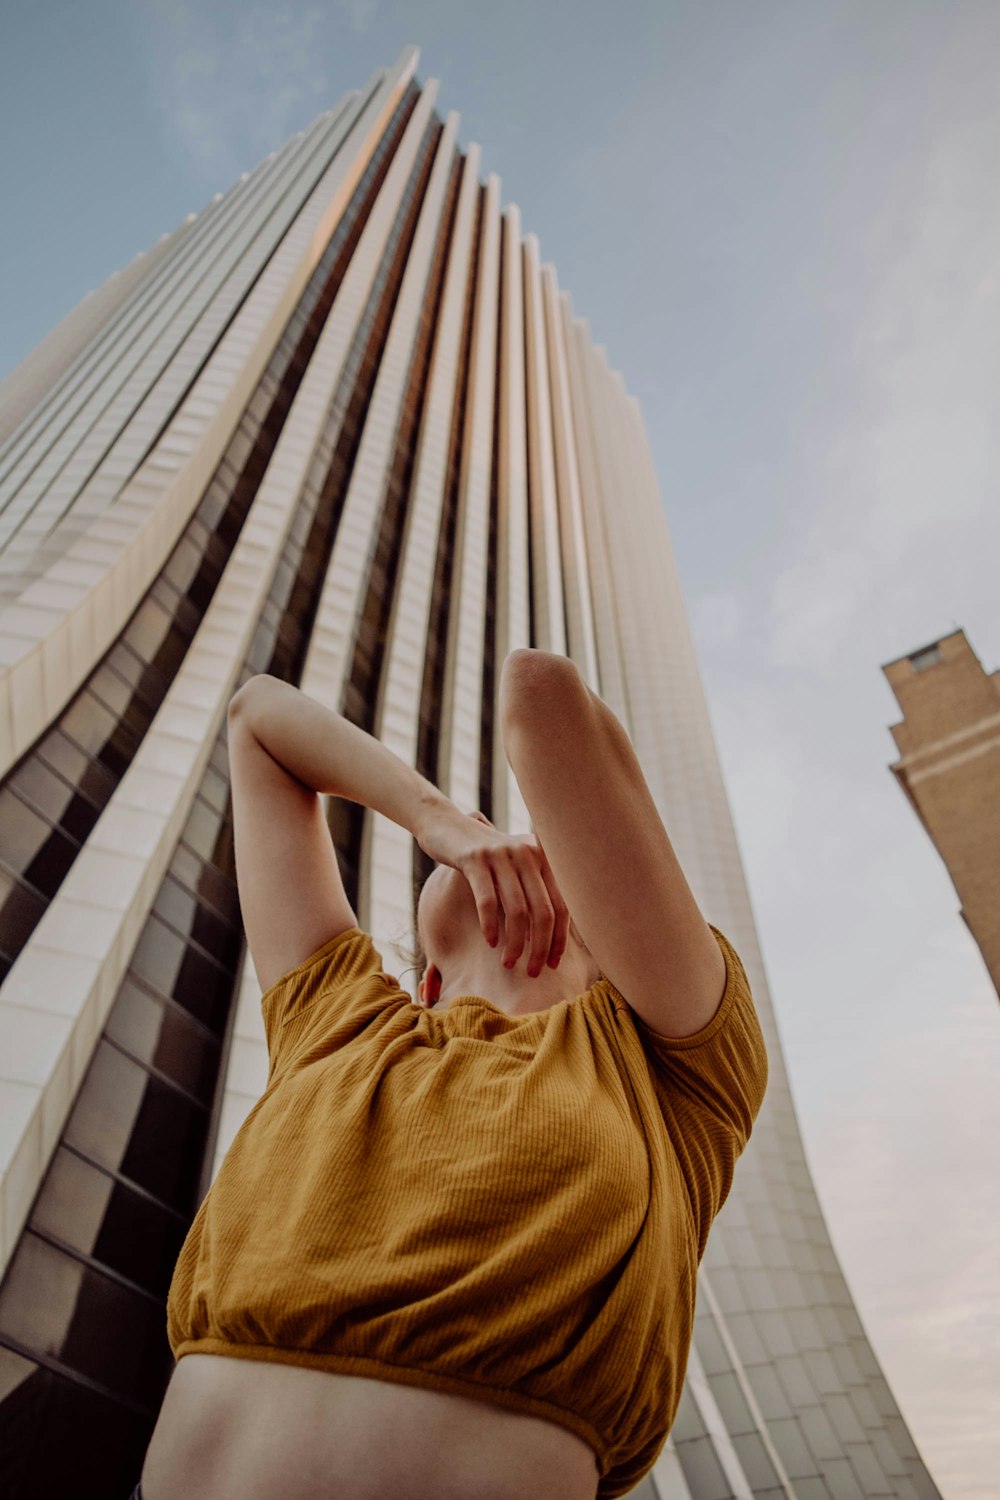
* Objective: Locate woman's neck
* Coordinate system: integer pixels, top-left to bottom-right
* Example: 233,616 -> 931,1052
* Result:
436,946 -> 600,1016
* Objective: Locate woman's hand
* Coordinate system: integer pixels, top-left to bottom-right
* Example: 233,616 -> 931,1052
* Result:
416,806 -> 570,977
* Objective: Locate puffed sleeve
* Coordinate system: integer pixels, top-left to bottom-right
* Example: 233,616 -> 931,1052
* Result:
601,925 -> 768,1255
259,927 -> 397,1086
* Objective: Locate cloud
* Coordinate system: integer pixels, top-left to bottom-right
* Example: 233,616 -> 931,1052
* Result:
690,588 -> 743,654
805,986 -> 1000,1500
341,0 -> 378,34
688,111 -> 1000,1472
143,1 -> 342,184
761,118 -> 1000,674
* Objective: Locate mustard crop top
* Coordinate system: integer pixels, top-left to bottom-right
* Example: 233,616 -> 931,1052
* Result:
166,923 -> 768,1498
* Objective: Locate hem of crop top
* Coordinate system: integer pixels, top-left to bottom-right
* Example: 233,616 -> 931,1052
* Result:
172,1337 -> 612,1477
599,923 -> 742,1050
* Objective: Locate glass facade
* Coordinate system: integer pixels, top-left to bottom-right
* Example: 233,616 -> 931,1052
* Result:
0,82 -> 418,990
0,81 -> 434,1496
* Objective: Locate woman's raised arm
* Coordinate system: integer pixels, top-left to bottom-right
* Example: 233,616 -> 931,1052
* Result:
227,674 -> 457,995
498,648 -> 727,1039
226,673 -> 567,994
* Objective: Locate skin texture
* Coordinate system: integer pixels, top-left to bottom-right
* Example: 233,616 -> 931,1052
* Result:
142,1361 -> 600,1500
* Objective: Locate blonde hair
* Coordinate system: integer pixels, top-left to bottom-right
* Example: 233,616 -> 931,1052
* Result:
395,928 -> 427,989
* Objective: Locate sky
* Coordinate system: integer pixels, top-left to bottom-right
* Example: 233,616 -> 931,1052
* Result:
1,2 -> 998,1494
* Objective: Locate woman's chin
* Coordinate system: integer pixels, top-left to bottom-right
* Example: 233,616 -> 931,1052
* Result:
420,867 -> 481,959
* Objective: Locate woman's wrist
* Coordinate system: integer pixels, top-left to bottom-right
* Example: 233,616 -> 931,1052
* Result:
412,790 -> 467,854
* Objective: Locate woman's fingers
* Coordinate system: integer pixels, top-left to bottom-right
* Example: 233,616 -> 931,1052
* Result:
489,847 -> 560,976
492,854 -> 531,969
462,852 -> 501,948
514,853 -> 557,976
456,814 -> 571,976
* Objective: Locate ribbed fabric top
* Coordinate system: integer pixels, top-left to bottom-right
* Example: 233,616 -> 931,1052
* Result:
166,922 -> 768,1497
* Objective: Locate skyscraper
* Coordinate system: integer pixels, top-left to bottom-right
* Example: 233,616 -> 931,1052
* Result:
883,628 -> 1000,1005
0,46 -> 941,1500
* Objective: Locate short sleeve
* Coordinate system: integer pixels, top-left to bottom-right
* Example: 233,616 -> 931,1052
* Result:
259,926 -> 394,1085
602,925 -> 768,1254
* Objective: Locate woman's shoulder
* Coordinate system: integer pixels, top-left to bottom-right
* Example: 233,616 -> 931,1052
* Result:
260,927 -> 401,1068
260,925 -> 382,1010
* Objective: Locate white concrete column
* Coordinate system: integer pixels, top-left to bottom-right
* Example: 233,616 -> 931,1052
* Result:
540,263 -> 600,690
491,206 -> 532,837
438,172 -> 501,817
521,234 -> 566,656
362,145 -> 482,988
562,301 -> 629,722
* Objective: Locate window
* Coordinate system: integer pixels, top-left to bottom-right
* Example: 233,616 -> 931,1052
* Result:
909,643 -> 943,672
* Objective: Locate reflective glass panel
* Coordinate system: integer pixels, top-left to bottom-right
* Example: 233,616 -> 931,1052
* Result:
0,1347 -> 152,1500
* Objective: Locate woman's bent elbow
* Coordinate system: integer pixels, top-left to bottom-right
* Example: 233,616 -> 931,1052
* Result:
499,650 -> 579,721
228,674 -> 277,723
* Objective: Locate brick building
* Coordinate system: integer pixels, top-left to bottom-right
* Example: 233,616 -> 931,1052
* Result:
883,628 -> 1000,1002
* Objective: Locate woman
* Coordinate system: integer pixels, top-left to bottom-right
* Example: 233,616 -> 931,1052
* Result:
137,647 -> 768,1500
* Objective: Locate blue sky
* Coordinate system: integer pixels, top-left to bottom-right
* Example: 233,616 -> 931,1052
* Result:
2,3 -> 999,1495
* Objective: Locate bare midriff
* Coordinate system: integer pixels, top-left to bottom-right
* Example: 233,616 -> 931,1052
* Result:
141,1353 -> 601,1500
